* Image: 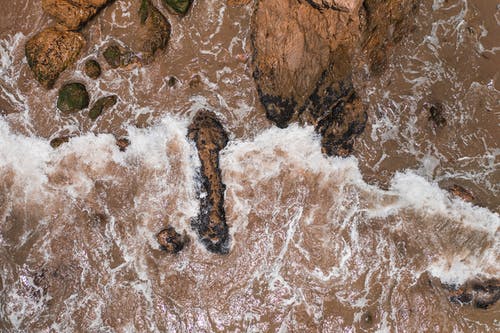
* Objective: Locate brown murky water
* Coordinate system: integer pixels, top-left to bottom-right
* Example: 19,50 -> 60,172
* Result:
0,0 -> 499,332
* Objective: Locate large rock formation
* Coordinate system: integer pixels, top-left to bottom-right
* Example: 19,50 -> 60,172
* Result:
252,0 -> 419,156
25,27 -> 85,89
187,110 -> 230,254
41,0 -> 109,30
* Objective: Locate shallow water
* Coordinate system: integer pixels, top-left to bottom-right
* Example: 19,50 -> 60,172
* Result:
0,0 -> 499,331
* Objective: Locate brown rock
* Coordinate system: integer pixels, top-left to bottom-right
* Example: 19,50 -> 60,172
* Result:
426,102 -> 447,128
251,0 -> 419,156
157,226 -> 188,253
84,59 -> 101,79
116,137 -> 130,151
187,110 -> 230,254
50,136 -> 71,148
448,185 -> 474,203
25,27 -> 85,89
138,0 -> 171,63
41,0 -> 109,30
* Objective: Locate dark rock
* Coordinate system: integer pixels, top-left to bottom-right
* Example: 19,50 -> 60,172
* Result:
88,95 -> 117,120
50,136 -> 71,148
57,83 -> 89,113
187,110 -> 230,254
25,27 -> 85,89
84,59 -> 101,79
162,0 -> 192,15
448,185 -> 474,203
168,76 -> 177,87
445,278 -> 500,309
41,0 -> 109,30
427,102 -> 447,128
189,74 -> 201,88
138,0 -> 171,63
116,137 -> 130,151
157,226 -> 187,253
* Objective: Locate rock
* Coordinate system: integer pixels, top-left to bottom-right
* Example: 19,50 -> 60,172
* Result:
84,59 -> 101,79
57,82 -> 90,113
168,76 -> 177,87
102,43 -> 140,69
448,185 -> 474,203
445,278 -> 499,309
88,95 -> 117,120
189,74 -> 201,88
251,0 -> 419,156
25,27 -> 85,89
426,102 -> 447,127
157,226 -> 188,253
41,0 -> 109,30
116,137 -> 130,151
162,0 -> 192,15
187,110 -> 230,254
138,0 -> 171,63
50,136 -> 71,148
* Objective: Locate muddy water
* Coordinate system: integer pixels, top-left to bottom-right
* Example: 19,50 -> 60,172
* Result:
0,0 -> 499,332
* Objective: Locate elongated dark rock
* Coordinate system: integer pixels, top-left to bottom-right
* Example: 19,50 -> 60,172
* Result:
187,110 -> 230,254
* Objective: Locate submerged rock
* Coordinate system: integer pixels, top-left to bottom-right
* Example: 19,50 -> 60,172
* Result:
84,59 -> 101,79
25,27 -> 85,89
41,0 -> 109,30
157,226 -> 188,253
187,110 -> 230,254
162,0 -> 192,15
251,0 -> 419,156
102,43 -> 140,69
138,0 -> 171,62
426,102 -> 447,128
445,278 -> 499,309
57,82 -> 89,113
88,95 -> 117,120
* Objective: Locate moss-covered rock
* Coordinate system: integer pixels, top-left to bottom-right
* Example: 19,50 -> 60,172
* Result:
162,0 -> 192,15
25,28 -> 85,89
57,83 -> 90,113
103,45 -> 122,69
84,59 -> 101,79
88,95 -> 117,120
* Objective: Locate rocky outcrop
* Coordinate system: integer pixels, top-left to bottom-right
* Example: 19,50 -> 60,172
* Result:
41,0 -> 109,30
187,110 -> 230,254
88,95 -> 117,120
251,0 -> 419,156
25,27 -> 85,89
57,82 -> 89,113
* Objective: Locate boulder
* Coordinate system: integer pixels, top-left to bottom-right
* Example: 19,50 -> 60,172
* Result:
57,82 -> 89,113
162,0 -> 192,15
447,185 -> 474,203
50,136 -> 71,148
426,102 -> 447,128
88,95 -> 117,120
25,27 -> 85,89
41,0 -> 109,30
251,0 -> 420,156
445,278 -> 499,309
84,59 -> 101,79
187,110 -> 230,254
116,137 -> 130,151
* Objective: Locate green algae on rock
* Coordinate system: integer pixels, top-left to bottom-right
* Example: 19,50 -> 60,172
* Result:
162,0 -> 192,15
103,44 -> 122,69
57,83 -> 90,113
84,59 -> 101,79
25,27 -> 85,89
88,95 -> 118,120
